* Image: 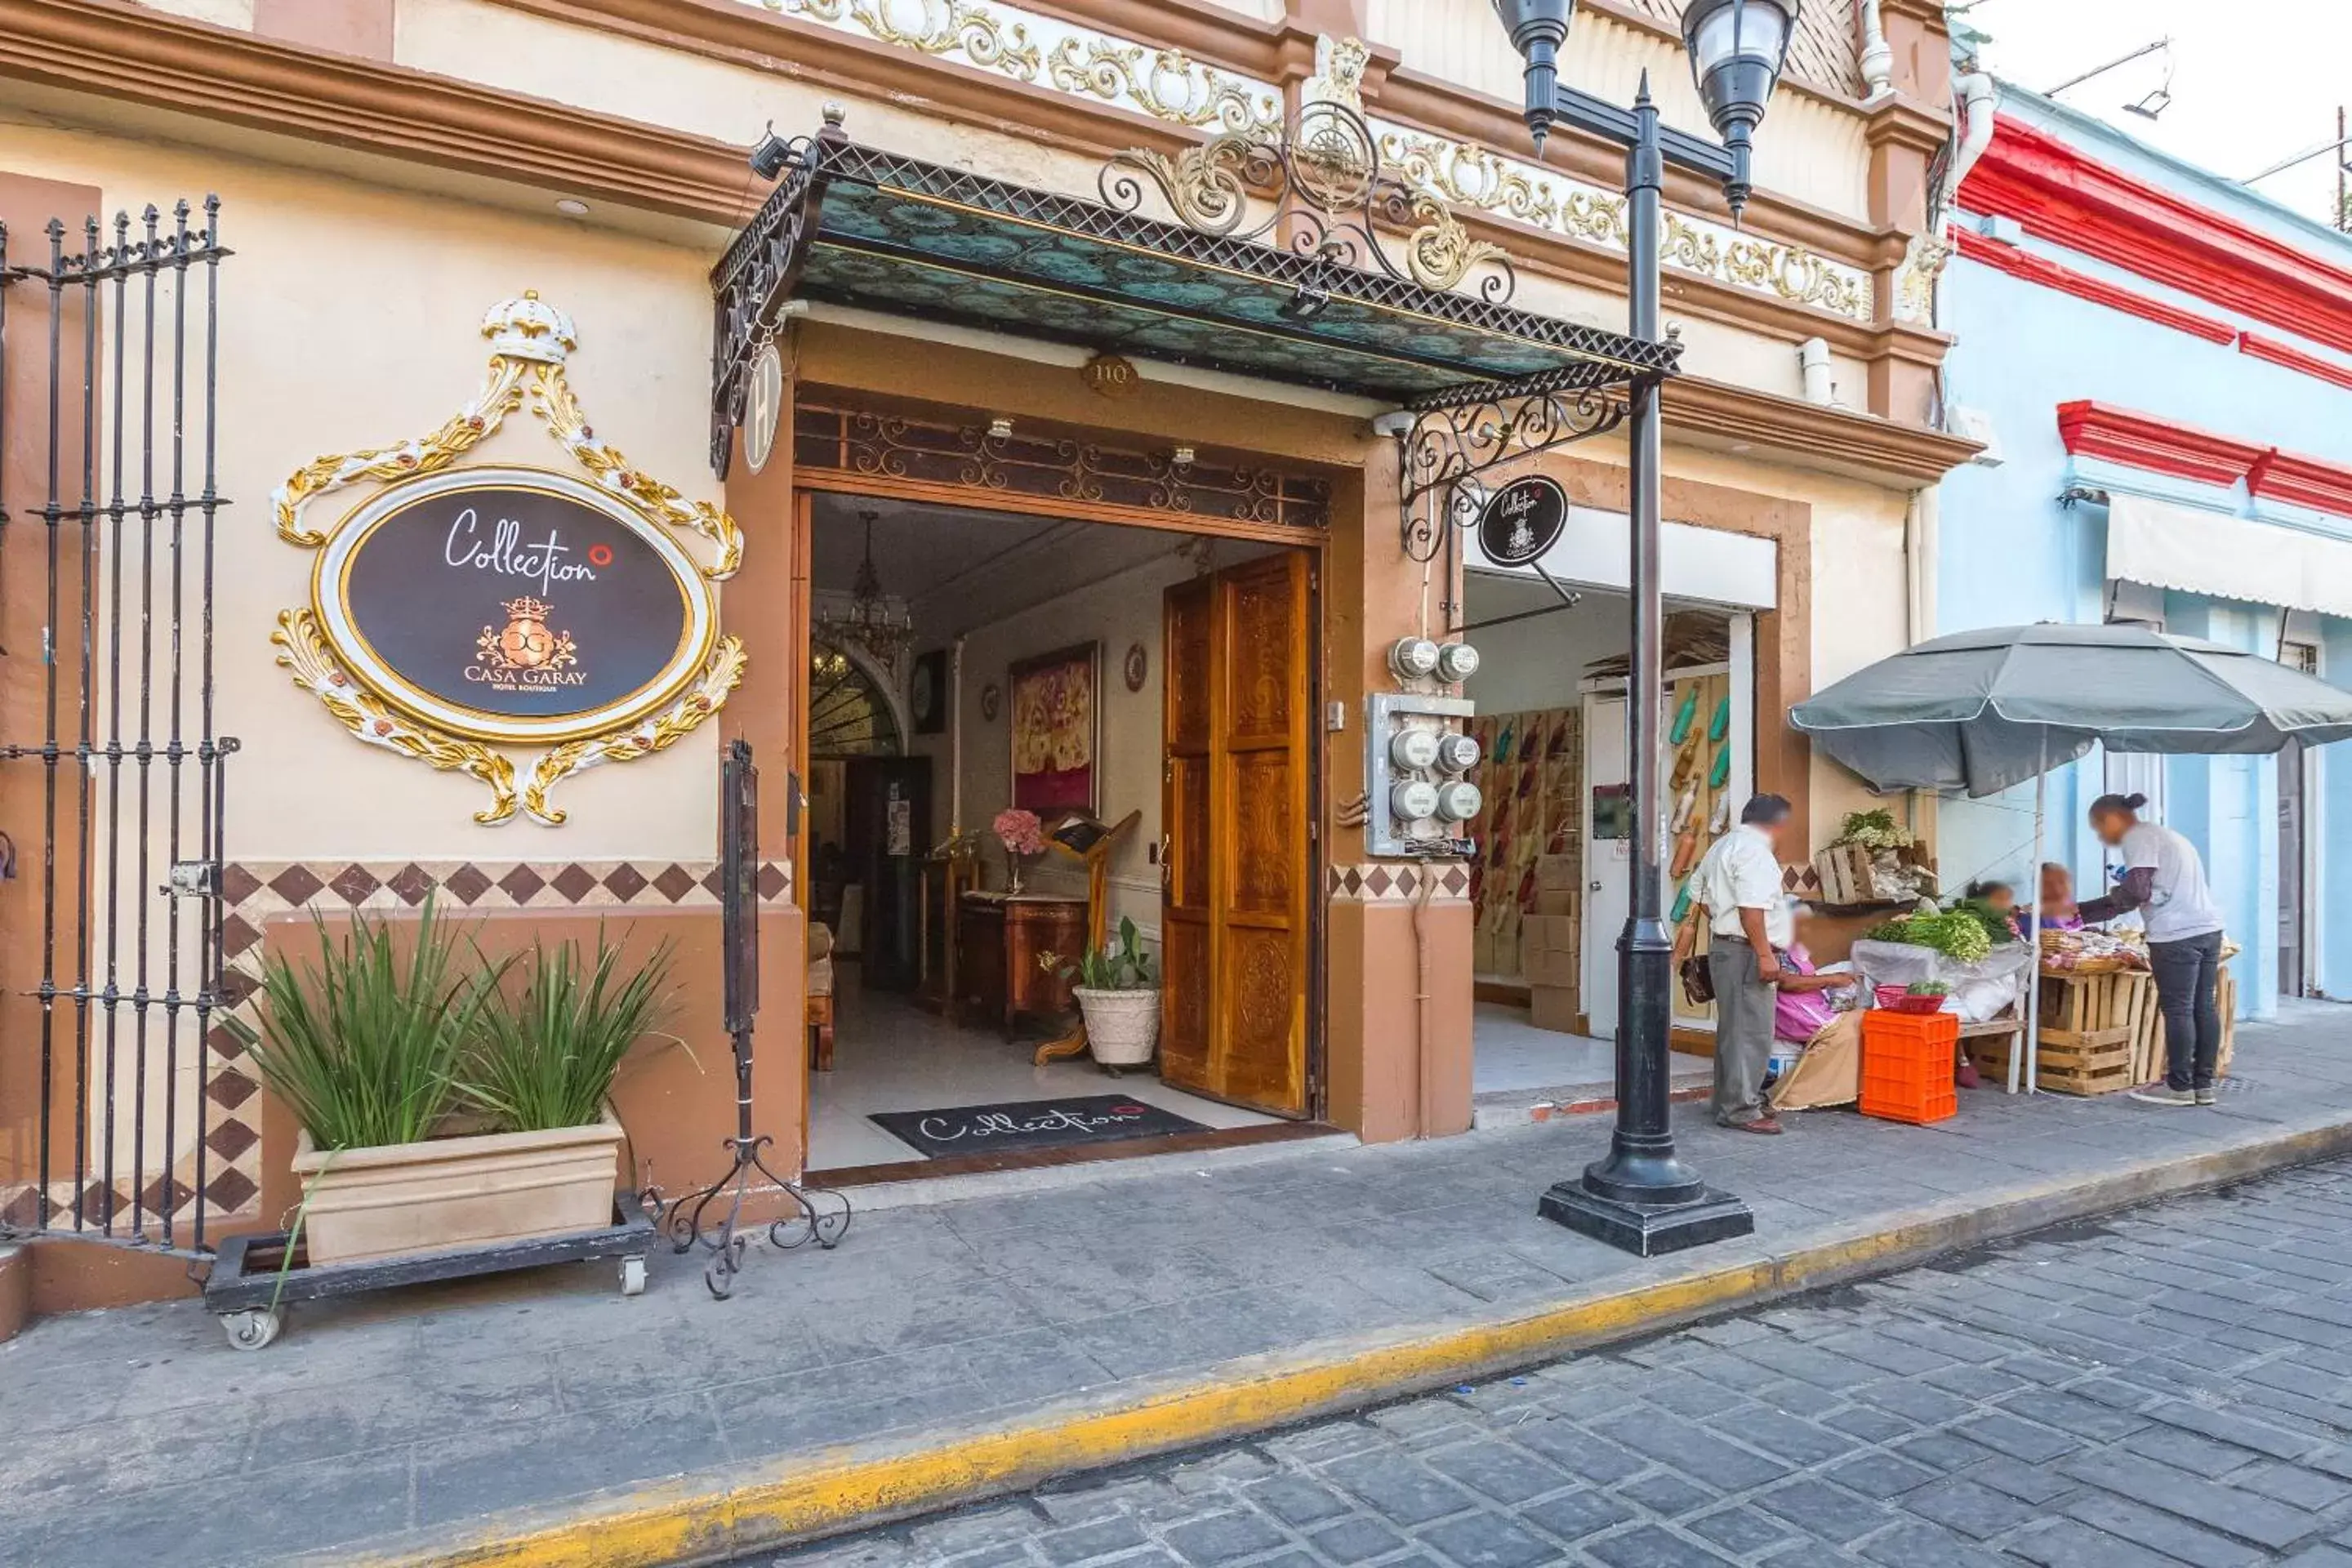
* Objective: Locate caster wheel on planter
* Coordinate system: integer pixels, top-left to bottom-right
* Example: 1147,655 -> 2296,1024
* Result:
220,1307 -> 284,1351
619,1256 -> 647,1297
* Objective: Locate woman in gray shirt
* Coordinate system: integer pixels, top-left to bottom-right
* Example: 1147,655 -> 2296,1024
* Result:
2078,793 -> 2227,1107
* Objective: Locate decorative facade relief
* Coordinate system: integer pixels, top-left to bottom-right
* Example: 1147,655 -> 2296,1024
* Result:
1893,229 -> 1950,324
1374,118 -> 1876,322
753,0 -> 1282,131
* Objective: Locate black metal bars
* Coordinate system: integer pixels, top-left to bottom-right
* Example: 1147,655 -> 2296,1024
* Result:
657,739 -> 849,1299
0,198 -> 237,1256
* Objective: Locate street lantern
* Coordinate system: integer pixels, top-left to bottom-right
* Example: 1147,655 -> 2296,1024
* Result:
1489,0 -> 1576,154
1481,0 -> 1804,1256
1681,0 -> 1799,216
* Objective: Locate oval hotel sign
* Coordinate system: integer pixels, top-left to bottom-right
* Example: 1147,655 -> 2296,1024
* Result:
314,466 -> 715,746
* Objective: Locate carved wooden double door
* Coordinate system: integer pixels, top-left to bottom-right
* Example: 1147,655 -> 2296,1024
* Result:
1160,553 -> 1313,1118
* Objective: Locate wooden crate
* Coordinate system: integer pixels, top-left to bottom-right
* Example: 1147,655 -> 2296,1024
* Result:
2036,969 -> 2156,1085
1965,1027 -> 2136,1097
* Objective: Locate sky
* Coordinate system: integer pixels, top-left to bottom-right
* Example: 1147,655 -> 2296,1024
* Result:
1962,0 -> 2352,232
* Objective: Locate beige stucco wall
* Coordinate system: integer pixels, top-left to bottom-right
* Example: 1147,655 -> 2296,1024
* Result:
1664,444 -> 1912,845
0,117 -> 728,863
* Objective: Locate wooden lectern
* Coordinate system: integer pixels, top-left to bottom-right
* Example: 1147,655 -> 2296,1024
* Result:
1032,808 -> 1143,1066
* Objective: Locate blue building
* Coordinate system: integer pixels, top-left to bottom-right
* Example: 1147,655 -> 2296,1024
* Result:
1936,84 -> 2352,1018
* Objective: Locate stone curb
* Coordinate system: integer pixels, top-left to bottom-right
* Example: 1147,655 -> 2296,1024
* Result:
317,1113 -> 2352,1568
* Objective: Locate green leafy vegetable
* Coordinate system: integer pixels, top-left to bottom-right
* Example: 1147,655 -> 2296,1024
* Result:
1837,809 -> 1904,850
1865,907 -> 1993,964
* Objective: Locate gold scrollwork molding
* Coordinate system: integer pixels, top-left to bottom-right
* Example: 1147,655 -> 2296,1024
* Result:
1374,121 -> 1876,323
269,294 -> 744,827
752,0 -> 1280,131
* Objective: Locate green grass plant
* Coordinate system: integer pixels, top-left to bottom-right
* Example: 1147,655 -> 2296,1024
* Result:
466,930 -> 675,1135
225,897 -> 507,1152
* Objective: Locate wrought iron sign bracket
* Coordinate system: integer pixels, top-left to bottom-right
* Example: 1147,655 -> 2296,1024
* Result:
710,109 -> 849,479
1392,354 -> 1677,567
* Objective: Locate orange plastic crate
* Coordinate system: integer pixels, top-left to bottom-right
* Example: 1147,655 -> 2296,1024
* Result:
1862,1009 -> 1960,1054
1860,1009 -> 1960,1125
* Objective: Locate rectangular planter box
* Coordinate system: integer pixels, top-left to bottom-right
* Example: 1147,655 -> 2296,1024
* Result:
291,1111 -> 625,1266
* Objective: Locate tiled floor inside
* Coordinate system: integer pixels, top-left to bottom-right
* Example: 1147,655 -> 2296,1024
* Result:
1471,1000 -> 1713,1101
806,968 -> 1279,1171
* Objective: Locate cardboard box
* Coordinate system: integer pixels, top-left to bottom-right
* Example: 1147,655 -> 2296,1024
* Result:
1525,944 -> 1579,988
1529,985 -> 1580,1032
1533,889 -> 1579,917
1535,853 -> 1580,892
1522,914 -> 1579,955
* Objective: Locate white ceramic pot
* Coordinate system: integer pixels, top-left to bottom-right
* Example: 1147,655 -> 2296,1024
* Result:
1076,987 -> 1162,1068
289,1109 -> 623,1265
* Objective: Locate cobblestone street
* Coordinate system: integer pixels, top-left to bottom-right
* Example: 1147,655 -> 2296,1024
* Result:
756,1157 -> 2352,1568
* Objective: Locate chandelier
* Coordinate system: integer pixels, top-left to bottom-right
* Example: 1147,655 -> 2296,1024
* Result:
816,510 -> 915,668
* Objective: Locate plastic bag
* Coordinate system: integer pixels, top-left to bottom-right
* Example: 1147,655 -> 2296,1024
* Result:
1851,939 -> 2034,1024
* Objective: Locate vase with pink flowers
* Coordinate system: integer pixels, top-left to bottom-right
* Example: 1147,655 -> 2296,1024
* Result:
993,807 -> 1045,895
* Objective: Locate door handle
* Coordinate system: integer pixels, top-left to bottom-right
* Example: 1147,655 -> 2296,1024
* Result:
1589,880 -> 1602,892
1160,833 -> 1173,889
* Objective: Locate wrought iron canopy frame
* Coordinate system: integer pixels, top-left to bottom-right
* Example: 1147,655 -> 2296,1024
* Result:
1392,356 -> 1677,567
710,109 -> 1677,477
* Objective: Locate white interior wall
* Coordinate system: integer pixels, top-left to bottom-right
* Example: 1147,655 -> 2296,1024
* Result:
909,550 -> 1204,946
1460,581 -> 1634,715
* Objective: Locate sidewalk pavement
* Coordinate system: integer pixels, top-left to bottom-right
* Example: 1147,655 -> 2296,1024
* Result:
2,1003 -> 2348,1568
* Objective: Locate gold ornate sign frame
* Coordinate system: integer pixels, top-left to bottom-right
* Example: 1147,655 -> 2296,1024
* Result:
269,293 -> 747,826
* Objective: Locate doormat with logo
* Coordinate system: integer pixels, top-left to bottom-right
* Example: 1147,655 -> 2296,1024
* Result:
867,1095 -> 1209,1160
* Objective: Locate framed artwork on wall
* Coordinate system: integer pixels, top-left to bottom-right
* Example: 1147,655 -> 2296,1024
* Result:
1009,641 -> 1100,814
910,648 -> 948,734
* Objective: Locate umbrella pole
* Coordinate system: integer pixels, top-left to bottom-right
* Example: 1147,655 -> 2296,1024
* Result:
2021,731 -> 2049,1095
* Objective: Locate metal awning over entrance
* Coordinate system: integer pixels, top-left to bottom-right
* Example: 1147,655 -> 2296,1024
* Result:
710,107 -> 1680,475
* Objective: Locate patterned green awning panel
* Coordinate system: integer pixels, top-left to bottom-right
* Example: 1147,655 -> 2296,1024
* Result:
793,144 -> 1674,404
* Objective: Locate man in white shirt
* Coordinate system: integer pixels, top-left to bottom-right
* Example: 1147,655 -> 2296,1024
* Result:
1691,794 -> 1799,1134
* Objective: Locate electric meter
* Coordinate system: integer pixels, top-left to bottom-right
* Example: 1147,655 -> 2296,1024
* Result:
1434,641 -> 1481,683
1390,778 -> 1441,822
1434,781 -> 1484,823
1434,733 -> 1481,774
1389,728 -> 1441,771
1388,636 -> 1441,682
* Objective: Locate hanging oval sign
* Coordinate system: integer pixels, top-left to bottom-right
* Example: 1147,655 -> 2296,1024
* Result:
1477,474 -> 1569,568
314,466 -> 715,746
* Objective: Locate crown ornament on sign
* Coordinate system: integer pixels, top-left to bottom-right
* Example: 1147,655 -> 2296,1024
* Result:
480,290 -> 577,364
502,595 -> 555,621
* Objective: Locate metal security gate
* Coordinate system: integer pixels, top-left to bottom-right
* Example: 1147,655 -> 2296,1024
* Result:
0,198 -> 236,1256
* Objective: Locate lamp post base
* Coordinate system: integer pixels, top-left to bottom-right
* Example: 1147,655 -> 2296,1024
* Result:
1539,1178 -> 1755,1258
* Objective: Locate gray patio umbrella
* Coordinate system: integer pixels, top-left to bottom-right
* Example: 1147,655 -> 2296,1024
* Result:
1789,622 -> 2352,799
1789,622 -> 2352,1092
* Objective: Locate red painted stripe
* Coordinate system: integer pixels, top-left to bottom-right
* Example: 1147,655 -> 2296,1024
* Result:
2056,401 -> 2352,520
1962,114 -> 2352,359
1953,229 -> 2238,345
2238,331 -> 2352,393
2056,402 -> 2270,488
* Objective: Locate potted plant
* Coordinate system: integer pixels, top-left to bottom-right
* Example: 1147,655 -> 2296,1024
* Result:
229,901 -> 672,1266
1062,915 -> 1160,1071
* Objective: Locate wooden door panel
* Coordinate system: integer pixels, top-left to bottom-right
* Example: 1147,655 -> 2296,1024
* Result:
1160,577 -> 1216,1097
1206,553 -> 1311,1116
1218,924 -> 1304,1111
1224,561 -> 1298,744
1165,576 -> 1214,753
1159,914 -> 1214,1091
1227,751 -> 1294,916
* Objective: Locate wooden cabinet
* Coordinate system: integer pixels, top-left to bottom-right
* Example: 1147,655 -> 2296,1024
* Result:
956,893 -> 1085,1040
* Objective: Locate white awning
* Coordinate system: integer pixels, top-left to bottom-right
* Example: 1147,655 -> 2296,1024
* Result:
1464,506 -> 1779,610
2108,492 -> 2352,618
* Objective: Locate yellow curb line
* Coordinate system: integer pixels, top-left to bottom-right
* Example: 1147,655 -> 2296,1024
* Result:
347,1117 -> 2352,1568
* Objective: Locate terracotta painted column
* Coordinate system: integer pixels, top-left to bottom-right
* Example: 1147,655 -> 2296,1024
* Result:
1322,442 -> 1474,1143
716,349 -> 811,1183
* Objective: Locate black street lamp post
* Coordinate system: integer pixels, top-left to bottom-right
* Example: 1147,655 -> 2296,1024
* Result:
1492,0 -> 1799,1257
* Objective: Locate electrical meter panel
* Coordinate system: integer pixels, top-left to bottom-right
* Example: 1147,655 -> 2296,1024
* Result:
1366,688 -> 1485,858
